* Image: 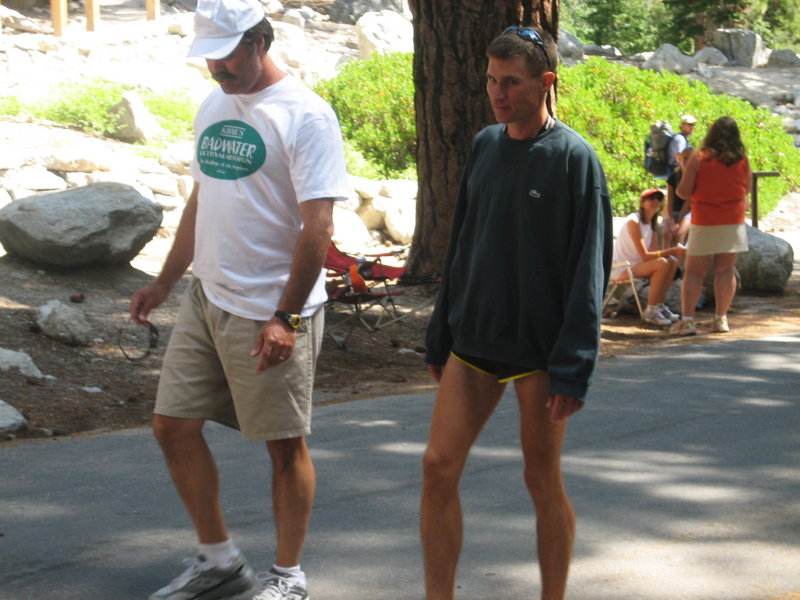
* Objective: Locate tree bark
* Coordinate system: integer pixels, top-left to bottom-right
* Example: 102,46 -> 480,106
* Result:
406,0 -> 557,277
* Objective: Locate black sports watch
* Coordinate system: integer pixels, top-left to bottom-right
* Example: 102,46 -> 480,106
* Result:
275,310 -> 302,329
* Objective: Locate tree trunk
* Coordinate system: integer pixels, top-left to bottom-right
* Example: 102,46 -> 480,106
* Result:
406,0 -> 557,277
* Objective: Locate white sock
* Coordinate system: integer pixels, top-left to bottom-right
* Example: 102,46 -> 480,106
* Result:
715,314 -> 725,319
198,540 -> 239,568
273,564 -> 304,583
681,316 -> 694,322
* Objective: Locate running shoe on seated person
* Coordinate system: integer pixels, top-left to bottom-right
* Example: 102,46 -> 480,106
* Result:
643,305 -> 671,327
149,553 -> 255,600
658,303 -> 680,322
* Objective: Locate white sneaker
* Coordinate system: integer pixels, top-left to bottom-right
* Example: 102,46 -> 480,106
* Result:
713,315 -> 730,333
149,554 -> 255,600
658,304 -> 680,322
253,569 -> 309,600
670,319 -> 697,336
643,305 -> 671,327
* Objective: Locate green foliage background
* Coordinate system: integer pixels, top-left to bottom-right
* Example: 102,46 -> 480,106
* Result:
0,78 -> 197,148
558,57 -> 800,215
314,52 -> 798,217
314,52 -> 416,179
2,54 -> 797,219
561,0 -> 800,54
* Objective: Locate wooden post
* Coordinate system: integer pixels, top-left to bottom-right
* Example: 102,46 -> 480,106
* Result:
146,0 -> 160,21
50,0 -> 67,36
751,171 -> 780,229
85,0 -> 100,31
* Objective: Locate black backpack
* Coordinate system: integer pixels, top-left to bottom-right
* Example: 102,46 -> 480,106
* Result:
643,120 -> 676,178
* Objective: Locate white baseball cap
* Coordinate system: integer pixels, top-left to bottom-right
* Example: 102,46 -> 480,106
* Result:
187,0 -> 265,59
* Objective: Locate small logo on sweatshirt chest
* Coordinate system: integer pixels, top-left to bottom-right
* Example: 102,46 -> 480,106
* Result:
528,189 -> 542,199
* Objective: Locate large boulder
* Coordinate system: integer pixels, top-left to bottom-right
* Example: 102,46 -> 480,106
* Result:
558,31 -> 585,61
0,182 -> 162,266
692,46 -> 729,66
711,28 -> 769,68
356,10 -> 413,59
767,49 -> 800,68
736,226 -> 794,293
328,0 -> 409,24
642,43 -> 696,74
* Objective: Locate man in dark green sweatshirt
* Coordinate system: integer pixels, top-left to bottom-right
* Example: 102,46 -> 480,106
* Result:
421,26 -> 612,600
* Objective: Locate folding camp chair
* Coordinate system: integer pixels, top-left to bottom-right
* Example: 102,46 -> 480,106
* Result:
324,243 -> 409,347
602,261 -> 645,318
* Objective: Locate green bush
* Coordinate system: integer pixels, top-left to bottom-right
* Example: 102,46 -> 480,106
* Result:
315,52 -> 415,179
0,96 -> 23,117
20,79 -> 196,146
558,57 -> 800,216
140,88 -> 198,141
32,79 -> 131,137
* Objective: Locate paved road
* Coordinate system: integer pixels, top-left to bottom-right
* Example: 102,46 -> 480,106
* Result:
2,332 -> 799,600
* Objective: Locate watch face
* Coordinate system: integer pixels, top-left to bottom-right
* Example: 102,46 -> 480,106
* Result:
277,311 -> 301,329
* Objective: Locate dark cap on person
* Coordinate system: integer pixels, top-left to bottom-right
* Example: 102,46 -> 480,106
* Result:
188,0 -> 265,59
640,188 -> 664,201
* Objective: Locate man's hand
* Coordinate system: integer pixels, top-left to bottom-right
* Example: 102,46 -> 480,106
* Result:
251,317 -> 297,374
129,282 -> 171,326
546,394 -> 585,423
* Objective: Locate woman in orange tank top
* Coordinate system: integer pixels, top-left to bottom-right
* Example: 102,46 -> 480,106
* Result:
672,116 -> 752,335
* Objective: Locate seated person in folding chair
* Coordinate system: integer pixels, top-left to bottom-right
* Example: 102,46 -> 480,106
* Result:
611,188 -> 686,327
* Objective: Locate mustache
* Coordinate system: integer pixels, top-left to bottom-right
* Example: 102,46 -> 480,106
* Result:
212,72 -> 235,83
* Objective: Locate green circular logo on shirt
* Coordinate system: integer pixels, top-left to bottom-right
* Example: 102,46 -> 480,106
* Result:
197,120 -> 266,180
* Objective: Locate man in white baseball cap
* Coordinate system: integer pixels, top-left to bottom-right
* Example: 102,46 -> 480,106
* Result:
188,0 -> 265,60
668,113 -> 698,173
131,0 -> 349,599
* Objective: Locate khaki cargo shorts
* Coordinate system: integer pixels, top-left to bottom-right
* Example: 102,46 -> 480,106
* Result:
155,278 -> 324,441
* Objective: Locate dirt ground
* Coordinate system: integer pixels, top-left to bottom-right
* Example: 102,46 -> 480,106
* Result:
2,209 -> 798,444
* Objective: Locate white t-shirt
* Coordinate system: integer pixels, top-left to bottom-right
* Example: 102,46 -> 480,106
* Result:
190,75 -> 349,320
611,212 -> 654,279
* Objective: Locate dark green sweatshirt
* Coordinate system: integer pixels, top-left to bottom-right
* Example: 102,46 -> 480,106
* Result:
425,121 -> 612,399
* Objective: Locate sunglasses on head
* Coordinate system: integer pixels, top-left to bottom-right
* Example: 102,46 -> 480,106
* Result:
502,26 -> 546,51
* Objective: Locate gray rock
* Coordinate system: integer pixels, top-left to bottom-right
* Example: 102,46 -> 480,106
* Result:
356,10 -> 412,59
0,347 -> 44,378
328,0 -> 409,25
767,48 -> 800,68
711,28 -> 769,67
36,300 -> 93,347
558,31 -> 584,61
0,182 -> 163,266
110,91 -> 165,144
584,44 -> 622,59
736,225 -> 794,293
0,400 -> 28,434
642,43 -> 696,74
693,46 -> 729,66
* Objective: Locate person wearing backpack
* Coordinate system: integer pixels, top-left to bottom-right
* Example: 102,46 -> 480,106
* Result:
667,114 -> 697,173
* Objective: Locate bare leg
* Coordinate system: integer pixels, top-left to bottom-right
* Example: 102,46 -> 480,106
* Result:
267,436 -> 316,567
515,373 -> 574,600
631,257 -> 676,306
153,414 -> 229,543
421,357 -> 505,600
712,253 -> 738,317
680,254 -> 710,318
